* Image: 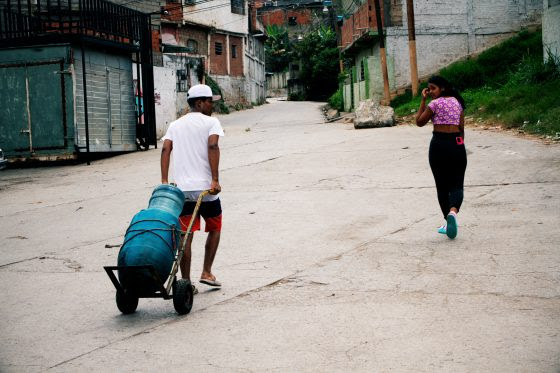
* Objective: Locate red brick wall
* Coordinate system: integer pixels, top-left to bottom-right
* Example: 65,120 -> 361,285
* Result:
287,9 -> 312,25
177,26 -> 208,55
340,1 -> 384,49
210,33 -> 227,75
261,9 -> 284,26
152,29 -> 161,52
229,36 -> 243,77
162,3 -> 183,22
260,8 -> 313,27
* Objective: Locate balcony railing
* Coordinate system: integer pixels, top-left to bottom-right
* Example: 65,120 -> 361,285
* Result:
0,0 -> 149,47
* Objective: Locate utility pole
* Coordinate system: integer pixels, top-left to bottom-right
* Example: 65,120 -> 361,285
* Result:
406,0 -> 419,96
373,0 -> 391,104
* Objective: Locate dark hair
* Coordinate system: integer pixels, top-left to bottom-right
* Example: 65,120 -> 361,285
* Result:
187,97 -> 210,108
428,75 -> 466,109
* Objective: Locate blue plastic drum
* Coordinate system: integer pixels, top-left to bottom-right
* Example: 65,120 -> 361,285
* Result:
148,184 -> 185,217
117,185 -> 185,293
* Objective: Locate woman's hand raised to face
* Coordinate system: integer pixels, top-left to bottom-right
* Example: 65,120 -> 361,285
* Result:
422,88 -> 430,99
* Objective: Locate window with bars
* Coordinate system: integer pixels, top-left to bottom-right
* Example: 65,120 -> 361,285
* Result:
231,44 -> 237,58
215,42 -> 223,55
360,59 -> 365,81
231,0 -> 245,14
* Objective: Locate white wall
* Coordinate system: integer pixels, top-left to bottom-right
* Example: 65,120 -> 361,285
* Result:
183,0 -> 248,34
153,66 -> 177,139
543,0 -> 560,62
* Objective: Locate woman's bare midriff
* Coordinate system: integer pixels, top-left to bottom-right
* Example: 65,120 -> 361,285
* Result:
433,124 -> 461,133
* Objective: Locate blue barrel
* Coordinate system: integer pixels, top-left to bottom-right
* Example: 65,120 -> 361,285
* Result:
117,185 -> 185,293
148,184 -> 185,217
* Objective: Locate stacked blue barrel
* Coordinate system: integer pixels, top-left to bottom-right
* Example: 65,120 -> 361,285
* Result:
117,184 -> 184,294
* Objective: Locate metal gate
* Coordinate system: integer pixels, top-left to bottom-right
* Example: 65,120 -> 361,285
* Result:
0,59 -> 67,155
74,48 -> 136,152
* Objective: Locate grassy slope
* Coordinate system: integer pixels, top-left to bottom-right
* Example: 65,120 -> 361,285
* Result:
391,30 -> 560,138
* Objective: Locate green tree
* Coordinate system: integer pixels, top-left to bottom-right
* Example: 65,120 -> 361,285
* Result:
265,25 -> 292,73
293,25 -> 339,100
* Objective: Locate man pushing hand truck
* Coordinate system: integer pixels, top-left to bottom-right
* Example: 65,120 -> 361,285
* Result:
161,84 -> 225,294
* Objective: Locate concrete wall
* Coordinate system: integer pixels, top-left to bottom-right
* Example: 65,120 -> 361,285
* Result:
211,75 -> 247,104
245,35 -> 266,104
160,54 -> 204,116
182,0 -> 248,34
266,72 -> 289,97
343,83 -> 352,111
543,0 -> 560,62
387,0 -> 543,88
153,66 -> 177,139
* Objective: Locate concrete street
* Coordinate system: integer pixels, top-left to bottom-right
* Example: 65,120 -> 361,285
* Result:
1,99 -> 559,372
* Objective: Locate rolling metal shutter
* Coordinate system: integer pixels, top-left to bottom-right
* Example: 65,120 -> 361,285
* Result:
74,47 -> 136,152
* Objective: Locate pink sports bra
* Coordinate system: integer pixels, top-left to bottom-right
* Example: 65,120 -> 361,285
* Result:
428,96 -> 463,125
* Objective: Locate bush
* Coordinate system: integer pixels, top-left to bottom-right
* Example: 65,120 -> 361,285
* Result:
328,88 -> 344,111
288,92 -> 306,101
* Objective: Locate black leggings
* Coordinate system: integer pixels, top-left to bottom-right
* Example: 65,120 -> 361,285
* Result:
429,132 -> 467,219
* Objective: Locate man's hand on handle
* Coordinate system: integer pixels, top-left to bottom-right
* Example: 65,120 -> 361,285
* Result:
210,180 -> 221,195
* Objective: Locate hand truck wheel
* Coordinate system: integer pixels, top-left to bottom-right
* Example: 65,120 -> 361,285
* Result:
116,290 -> 139,314
173,279 -> 194,315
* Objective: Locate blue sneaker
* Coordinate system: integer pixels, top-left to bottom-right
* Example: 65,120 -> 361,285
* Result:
446,213 -> 458,239
437,225 -> 447,234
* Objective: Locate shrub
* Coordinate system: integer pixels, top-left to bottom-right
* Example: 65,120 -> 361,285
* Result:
288,92 -> 306,101
328,88 -> 344,111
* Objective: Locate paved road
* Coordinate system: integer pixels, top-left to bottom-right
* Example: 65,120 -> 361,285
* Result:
1,99 -> 559,372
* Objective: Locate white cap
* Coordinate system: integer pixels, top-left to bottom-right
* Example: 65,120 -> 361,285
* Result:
187,84 -> 221,101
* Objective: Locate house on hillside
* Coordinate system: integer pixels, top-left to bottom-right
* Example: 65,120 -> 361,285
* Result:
258,0 -> 334,39
338,0 -> 543,111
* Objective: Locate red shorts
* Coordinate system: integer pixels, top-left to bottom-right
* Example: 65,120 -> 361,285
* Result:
179,198 -> 222,232
179,214 -> 222,232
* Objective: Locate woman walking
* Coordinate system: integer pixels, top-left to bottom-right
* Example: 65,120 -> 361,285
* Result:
416,76 -> 467,239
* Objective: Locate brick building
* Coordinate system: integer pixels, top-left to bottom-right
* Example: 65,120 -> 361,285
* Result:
258,0 -> 333,39
111,0 -> 266,138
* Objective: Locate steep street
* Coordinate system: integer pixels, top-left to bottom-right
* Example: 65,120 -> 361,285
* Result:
1,99 -> 559,372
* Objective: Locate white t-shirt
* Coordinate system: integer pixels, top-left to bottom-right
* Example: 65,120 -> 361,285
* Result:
162,112 -> 224,192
